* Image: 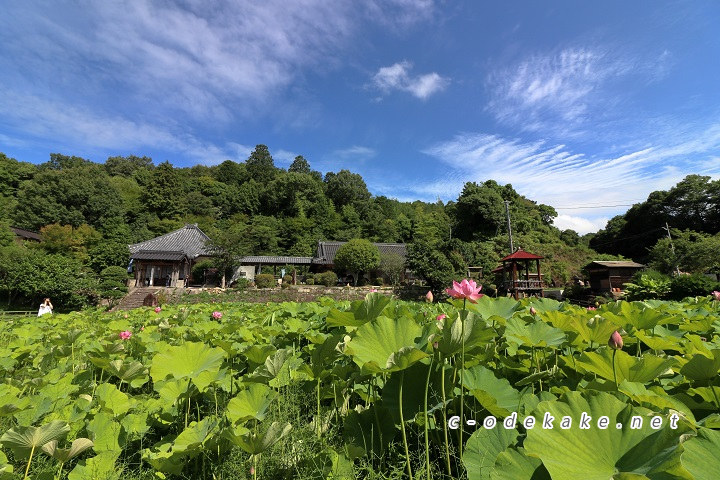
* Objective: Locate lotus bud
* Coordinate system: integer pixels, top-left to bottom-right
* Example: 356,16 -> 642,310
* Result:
154,306 -> 162,313
608,331 -> 623,349
425,290 -> 434,303
529,306 -> 537,316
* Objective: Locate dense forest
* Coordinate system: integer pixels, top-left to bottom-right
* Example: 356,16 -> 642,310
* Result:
1,147 -> 718,307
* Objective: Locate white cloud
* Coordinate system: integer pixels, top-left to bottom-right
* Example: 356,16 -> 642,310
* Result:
415,126 -> 720,234
553,215 -> 610,235
485,46 -> 656,135
372,62 -> 449,100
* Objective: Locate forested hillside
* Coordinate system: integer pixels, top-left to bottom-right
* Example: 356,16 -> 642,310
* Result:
0,147 -> 630,306
589,175 -> 720,276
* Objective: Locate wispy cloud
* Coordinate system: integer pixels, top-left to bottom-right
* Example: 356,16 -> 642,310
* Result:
415,126 -> 720,233
372,61 -> 449,100
485,46 -> 670,136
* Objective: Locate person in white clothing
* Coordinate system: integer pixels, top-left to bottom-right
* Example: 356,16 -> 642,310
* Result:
38,298 -> 53,316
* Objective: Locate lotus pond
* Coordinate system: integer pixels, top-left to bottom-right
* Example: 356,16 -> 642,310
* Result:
1,293 -> 719,479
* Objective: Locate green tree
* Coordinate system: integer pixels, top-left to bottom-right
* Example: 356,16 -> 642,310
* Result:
333,239 -> 381,286
406,239 -> 455,294
13,164 -> 124,230
104,155 -> 154,177
379,252 -> 405,286
324,170 -> 371,210
98,266 -> 129,307
245,145 -> 278,184
143,161 -> 185,219
288,155 -> 311,175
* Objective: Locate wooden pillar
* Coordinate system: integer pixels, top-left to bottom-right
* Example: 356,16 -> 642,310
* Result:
512,261 -> 518,300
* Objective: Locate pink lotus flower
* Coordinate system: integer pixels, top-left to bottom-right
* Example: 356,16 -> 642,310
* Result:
140,326 -> 145,331
370,288 -> 378,293
712,291 -> 720,301
608,331 -> 623,349
529,306 -> 537,316
212,311 -> 223,320
425,291 -> 434,303
154,307 -> 162,313
436,313 -> 447,328
587,306 -> 597,311
445,279 -> 483,303
119,330 -> 132,340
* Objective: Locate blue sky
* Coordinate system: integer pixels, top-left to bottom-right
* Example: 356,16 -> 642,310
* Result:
1,1 -> 719,234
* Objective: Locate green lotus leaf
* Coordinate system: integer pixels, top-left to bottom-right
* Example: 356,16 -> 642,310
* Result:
462,424 -> 519,480
243,344 -> 277,366
67,451 -> 120,480
682,427 -> 720,479
156,378 -> 192,410
172,417 -> 219,454
41,438 -> 94,463
87,412 -> 125,455
490,446 -> 550,480
94,383 -> 132,417
140,448 -> 185,475
570,315 -> 620,346
462,365 -> 522,417
574,347 -> 676,384
345,315 -> 426,373
618,381 -> 695,421
603,302 -> 668,331
342,406 -> 397,459
150,341 -> 226,391
0,450 -> 13,479
679,350 -> 720,381
467,295 -> 520,320
121,413 -> 150,438
308,333 -> 342,378
312,447 -> 355,479
0,420 -> 70,459
436,312 -> 496,356
226,384 -> 278,424
327,293 -> 393,327
505,317 -> 566,348
227,421 -> 292,455
106,359 -> 149,385
382,360 -> 451,425
524,391 -> 692,480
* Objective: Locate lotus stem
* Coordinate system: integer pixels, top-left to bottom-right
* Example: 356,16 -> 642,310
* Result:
399,369 -> 413,480
612,348 -> 618,390
316,379 -> 322,439
459,298 -> 466,463
440,354 -> 452,477
424,356 -> 433,480
23,444 -> 35,480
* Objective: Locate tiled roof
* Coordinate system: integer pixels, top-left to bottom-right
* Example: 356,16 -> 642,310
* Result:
129,224 -> 211,259
314,241 -> 407,265
10,227 -> 42,241
131,250 -> 187,261
240,256 -> 313,265
501,248 -> 544,261
586,261 -> 645,269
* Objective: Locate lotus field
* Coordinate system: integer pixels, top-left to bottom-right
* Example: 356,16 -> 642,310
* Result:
1,289 -> 720,480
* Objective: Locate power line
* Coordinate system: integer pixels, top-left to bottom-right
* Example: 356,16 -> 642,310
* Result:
555,204 -> 638,210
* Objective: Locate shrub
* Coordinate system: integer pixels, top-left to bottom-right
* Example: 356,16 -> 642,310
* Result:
316,271 -> 337,287
305,278 -> 314,285
282,274 -> 293,284
373,277 -> 384,286
254,273 -> 275,289
667,274 -> 719,300
192,260 -> 215,285
334,239 -> 380,286
624,272 -> 671,301
233,278 -> 251,290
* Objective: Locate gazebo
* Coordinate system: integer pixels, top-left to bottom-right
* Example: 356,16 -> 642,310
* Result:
497,248 -> 544,299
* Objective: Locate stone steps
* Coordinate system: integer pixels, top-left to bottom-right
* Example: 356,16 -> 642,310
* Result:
113,288 -> 163,311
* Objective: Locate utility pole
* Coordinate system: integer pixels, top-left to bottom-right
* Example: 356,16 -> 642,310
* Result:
504,200 -> 514,253
662,222 -> 681,276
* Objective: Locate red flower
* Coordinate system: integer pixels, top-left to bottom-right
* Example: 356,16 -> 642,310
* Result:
608,331 -> 623,349
445,279 -> 483,303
